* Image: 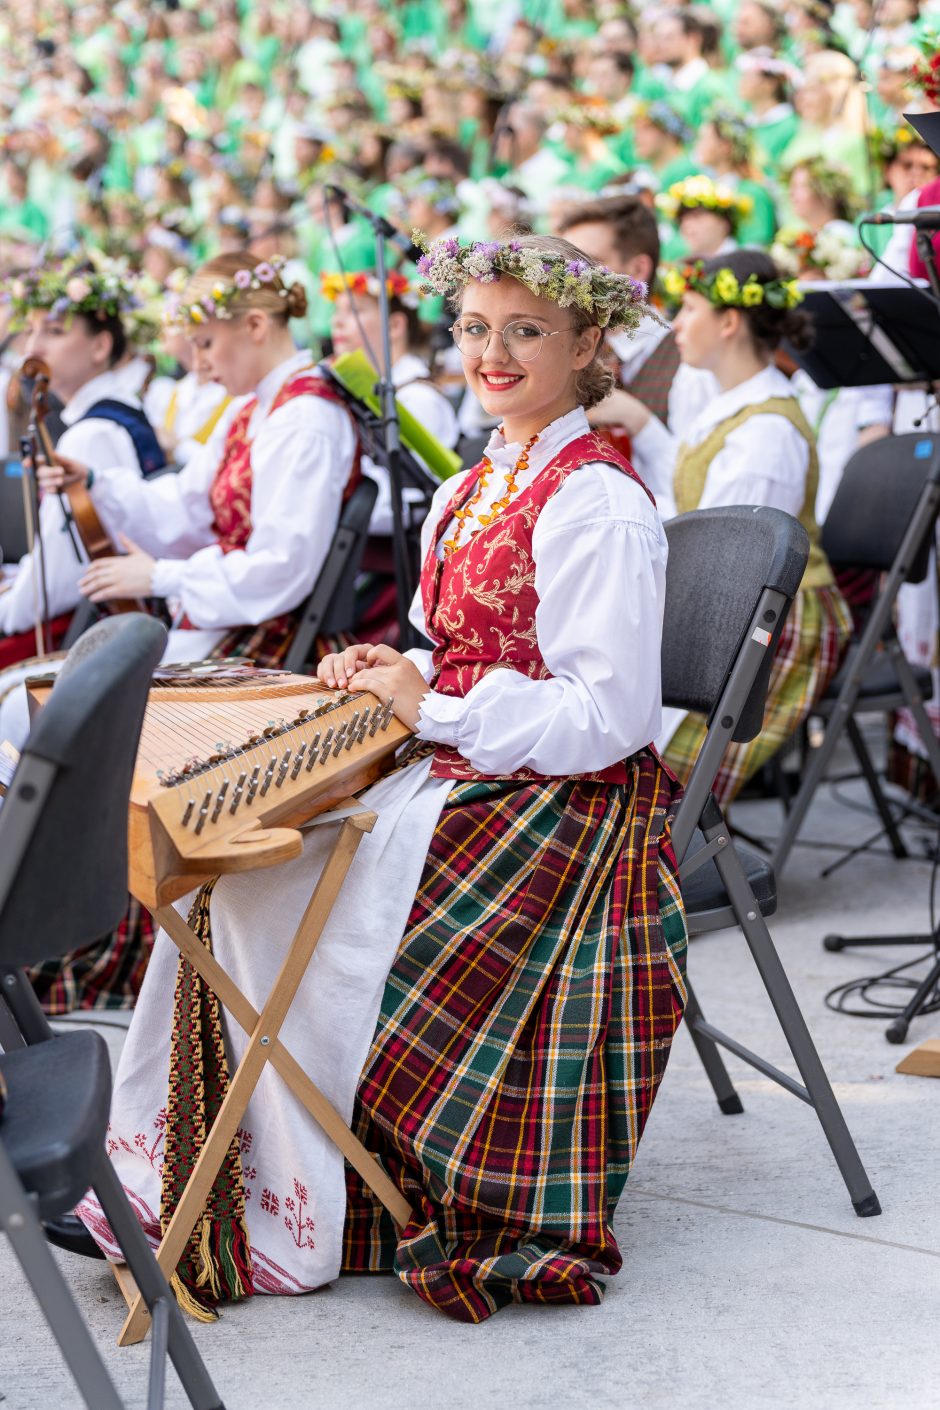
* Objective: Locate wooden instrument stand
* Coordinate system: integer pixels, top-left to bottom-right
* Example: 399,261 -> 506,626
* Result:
114,798 -> 413,1346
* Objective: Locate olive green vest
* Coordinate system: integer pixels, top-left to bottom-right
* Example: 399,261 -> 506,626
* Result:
674,396 -> 834,591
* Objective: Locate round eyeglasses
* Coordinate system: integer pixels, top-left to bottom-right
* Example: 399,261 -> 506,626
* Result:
449,318 -> 574,362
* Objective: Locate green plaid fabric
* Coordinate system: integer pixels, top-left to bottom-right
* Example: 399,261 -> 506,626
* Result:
28,898 -> 155,1016
664,583 -> 852,805
342,751 -> 687,1322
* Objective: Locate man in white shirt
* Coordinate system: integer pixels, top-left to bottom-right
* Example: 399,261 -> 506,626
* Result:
559,194 -> 716,486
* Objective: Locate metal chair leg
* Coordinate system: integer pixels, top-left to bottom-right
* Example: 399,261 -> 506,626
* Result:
683,981 -> 744,1115
713,844 -> 881,1217
91,1156 -> 225,1410
0,1144 -> 125,1410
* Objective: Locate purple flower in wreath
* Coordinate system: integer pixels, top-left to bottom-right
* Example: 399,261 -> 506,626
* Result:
201,295 -> 217,314
234,268 -> 253,289
51,296 -> 70,318
442,238 -> 460,257
416,253 -> 432,276
565,259 -> 589,276
254,261 -> 277,283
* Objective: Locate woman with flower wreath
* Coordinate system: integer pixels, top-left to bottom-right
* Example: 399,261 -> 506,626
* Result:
656,172 -> 748,262
606,248 -> 852,804
38,251 -> 362,671
71,232 -> 688,1325
0,257 -> 165,670
691,108 -> 778,247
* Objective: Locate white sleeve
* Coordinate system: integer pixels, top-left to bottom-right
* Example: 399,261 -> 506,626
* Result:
151,394 -> 357,628
397,382 -> 460,451
90,407 -> 237,559
629,413 -> 679,518
0,492 -> 86,633
696,414 -> 809,516
856,384 -> 894,429
416,463 -> 666,775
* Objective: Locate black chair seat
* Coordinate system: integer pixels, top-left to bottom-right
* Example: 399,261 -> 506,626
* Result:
0,1030 -> 111,1220
680,829 -> 777,923
822,654 -> 932,707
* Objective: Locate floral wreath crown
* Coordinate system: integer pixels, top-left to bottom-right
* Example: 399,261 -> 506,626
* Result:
663,260 -> 803,311
320,269 -> 420,309
656,175 -> 753,227
912,35 -> 940,106
413,231 -> 654,333
164,257 -> 289,328
785,157 -> 859,216
2,253 -> 143,327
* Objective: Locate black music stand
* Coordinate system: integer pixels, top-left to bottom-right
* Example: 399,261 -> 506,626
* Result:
784,281 -> 940,389
786,278 -> 940,1042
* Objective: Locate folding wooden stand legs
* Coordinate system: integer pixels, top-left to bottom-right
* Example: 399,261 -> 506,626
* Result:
113,801 -> 413,1347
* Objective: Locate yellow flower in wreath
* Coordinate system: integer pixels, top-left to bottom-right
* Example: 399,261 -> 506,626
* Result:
713,269 -> 740,303
740,280 -> 764,307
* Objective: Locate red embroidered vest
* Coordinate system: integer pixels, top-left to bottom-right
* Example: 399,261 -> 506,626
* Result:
208,370 -> 361,555
420,431 -> 656,783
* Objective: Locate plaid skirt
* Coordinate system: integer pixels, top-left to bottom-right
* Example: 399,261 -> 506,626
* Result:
342,751 -> 688,1322
664,583 -> 853,806
28,898 -> 155,1016
207,614 -> 353,671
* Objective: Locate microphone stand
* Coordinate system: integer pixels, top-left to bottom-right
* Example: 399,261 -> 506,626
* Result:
915,228 -> 940,304
324,185 -> 425,649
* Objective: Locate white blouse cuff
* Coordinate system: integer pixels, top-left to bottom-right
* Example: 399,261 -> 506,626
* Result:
403,647 -> 435,684
415,689 -> 463,747
151,558 -> 183,599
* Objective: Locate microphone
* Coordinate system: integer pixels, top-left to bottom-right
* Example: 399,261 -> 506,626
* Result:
323,184 -> 424,262
860,206 -> 940,229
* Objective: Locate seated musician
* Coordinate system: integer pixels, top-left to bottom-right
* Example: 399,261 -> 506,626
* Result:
322,266 -> 460,643
322,266 -> 459,536
70,234 -> 688,1325
145,328 -> 231,469
604,249 -> 852,803
0,257 -> 164,661
38,252 -> 361,670
23,254 -> 361,1019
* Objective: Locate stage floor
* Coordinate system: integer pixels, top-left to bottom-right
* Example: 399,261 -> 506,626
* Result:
2,727 -> 937,1410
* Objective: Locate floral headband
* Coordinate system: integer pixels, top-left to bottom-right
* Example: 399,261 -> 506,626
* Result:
320,269 -> 420,309
785,157 -> 859,215
656,175 -> 753,227
662,260 -> 804,311
554,99 -> 621,136
635,100 -> 693,146
391,174 -> 461,218
869,122 -> 920,165
912,42 -> 940,106
2,253 -> 143,326
708,107 -> 753,166
164,257 -> 288,328
770,226 -> 869,281
413,231 -> 654,333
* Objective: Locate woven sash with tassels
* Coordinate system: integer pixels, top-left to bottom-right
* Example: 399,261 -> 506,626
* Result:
160,880 -> 254,1321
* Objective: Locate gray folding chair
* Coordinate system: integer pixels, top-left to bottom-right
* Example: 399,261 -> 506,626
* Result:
663,505 -> 880,1217
0,615 -> 225,1410
772,432 -> 940,875
284,475 -> 378,672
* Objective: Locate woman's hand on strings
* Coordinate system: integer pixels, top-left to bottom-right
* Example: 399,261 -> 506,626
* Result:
78,535 -> 155,602
33,451 -> 90,495
319,643 -> 428,730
